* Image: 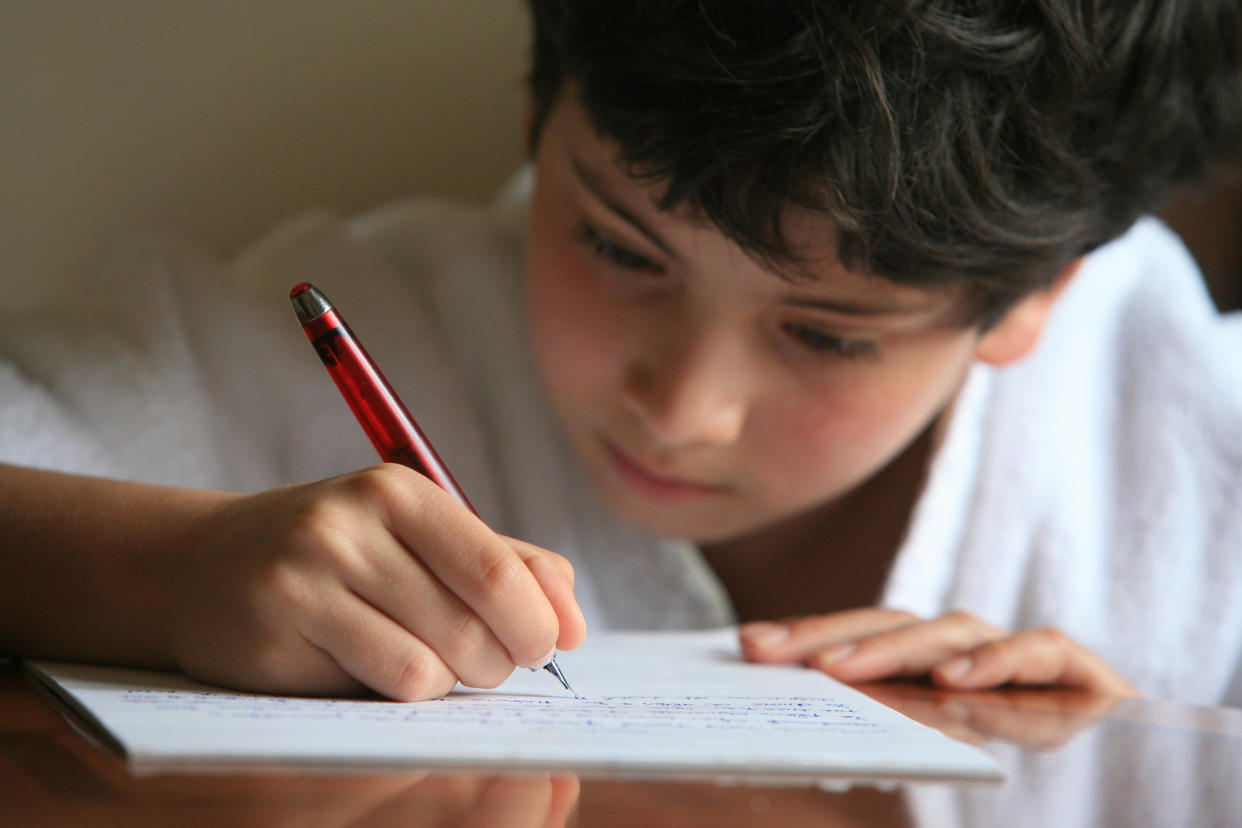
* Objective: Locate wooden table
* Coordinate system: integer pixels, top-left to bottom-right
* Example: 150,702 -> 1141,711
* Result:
4,663 -> 1240,827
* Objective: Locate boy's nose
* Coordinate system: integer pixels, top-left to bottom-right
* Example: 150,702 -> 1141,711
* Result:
621,329 -> 748,448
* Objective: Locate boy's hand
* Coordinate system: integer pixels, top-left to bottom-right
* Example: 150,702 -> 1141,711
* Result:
162,464 -> 585,701
738,608 -> 1137,696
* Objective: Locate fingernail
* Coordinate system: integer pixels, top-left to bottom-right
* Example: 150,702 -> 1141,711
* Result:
813,643 -> 856,667
938,655 -> 973,680
741,623 -> 789,650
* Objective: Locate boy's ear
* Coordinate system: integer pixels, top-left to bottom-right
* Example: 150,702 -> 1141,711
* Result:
974,258 -> 1083,366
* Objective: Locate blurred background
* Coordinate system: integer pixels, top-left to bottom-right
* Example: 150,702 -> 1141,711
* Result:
0,0 -> 529,310
1,1 -> 1238,312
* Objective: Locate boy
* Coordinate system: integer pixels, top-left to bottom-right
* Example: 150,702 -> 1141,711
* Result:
2,1 -> 1240,704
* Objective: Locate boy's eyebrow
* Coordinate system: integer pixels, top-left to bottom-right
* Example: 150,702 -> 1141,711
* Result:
781,294 -> 929,317
567,150 -> 679,260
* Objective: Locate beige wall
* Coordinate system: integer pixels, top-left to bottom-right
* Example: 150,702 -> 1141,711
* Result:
0,1 -> 530,309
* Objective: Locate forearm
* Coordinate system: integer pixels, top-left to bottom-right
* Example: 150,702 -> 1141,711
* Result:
0,463 -> 238,667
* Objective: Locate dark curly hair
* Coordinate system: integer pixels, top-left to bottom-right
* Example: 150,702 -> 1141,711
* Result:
527,0 -> 1242,322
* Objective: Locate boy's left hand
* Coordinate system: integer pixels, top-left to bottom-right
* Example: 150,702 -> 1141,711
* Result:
739,608 -> 1138,696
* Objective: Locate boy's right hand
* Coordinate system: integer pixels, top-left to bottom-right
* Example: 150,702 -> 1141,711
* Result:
162,464 -> 585,701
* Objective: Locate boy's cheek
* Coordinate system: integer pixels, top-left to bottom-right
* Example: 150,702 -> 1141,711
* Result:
526,264 -> 622,414
745,382 -> 934,503
745,417 -> 864,506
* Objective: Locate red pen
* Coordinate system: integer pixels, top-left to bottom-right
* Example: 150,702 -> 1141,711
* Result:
290,282 -> 573,694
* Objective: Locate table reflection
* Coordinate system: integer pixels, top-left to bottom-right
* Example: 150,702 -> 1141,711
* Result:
569,684 -> 1242,827
874,683 -> 1242,828
329,773 -> 580,828
7,665 -> 1242,827
302,685 -> 1218,828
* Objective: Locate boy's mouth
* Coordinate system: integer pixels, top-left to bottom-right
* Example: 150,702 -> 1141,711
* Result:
600,438 -> 729,502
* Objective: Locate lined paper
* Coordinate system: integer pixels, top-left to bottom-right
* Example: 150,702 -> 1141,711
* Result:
30,628 -> 1001,781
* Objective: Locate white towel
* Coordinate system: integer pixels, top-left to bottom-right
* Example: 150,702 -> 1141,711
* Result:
885,218 -> 1242,705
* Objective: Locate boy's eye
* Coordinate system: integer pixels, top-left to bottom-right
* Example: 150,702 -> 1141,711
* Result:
577,224 -> 663,274
782,322 -> 876,359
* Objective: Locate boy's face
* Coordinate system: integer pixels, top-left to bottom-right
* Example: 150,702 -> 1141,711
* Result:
524,91 -> 992,543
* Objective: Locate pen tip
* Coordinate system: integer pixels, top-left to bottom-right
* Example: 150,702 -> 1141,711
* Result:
290,282 -> 311,299
542,658 -> 575,696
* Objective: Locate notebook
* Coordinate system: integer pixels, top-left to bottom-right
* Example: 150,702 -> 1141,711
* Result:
29,628 -> 1002,782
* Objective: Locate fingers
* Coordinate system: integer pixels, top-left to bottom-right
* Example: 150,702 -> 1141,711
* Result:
334,523 -> 516,691
346,528 -> 585,690
321,466 -> 585,695
375,469 -> 565,671
741,608 -> 1136,696
815,611 -> 1006,683
741,608 -> 1004,684
507,537 -> 587,652
299,597 -> 459,702
930,628 -> 1139,696
740,607 -> 922,663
